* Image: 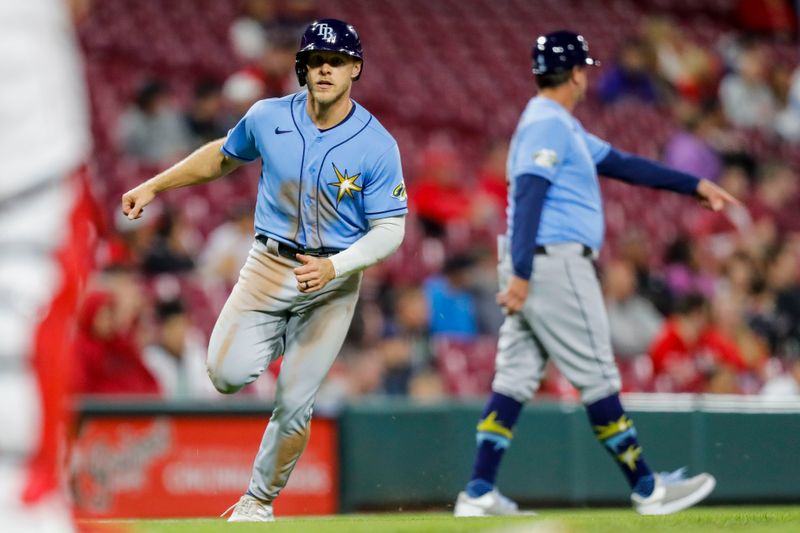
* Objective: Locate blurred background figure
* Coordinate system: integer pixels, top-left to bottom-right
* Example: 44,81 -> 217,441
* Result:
73,291 -> 159,396
185,80 -> 227,149
424,255 -> 479,340
0,1 -> 93,529
597,37 -> 661,105
198,205 -> 255,287
603,259 -> 664,361
229,0 -> 277,62
718,41 -> 777,132
116,79 -> 192,165
143,298 -> 216,399
649,294 -> 747,393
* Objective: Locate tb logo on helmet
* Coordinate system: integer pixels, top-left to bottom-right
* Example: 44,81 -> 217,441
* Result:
314,23 -> 336,43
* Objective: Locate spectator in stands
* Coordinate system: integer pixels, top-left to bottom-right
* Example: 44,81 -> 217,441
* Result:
255,31 -> 301,97
221,71 -> 267,130
617,230 -> 673,315
477,140 -> 508,211
642,17 -> 718,102
663,101 -> 723,182
471,248 -> 505,335
142,299 -> 216,399
597,37 -> 661,105
775,65 -> 800,142
424,254 -> 478,339
74,291 -> 159,396
407,370 -> 446,403
719,41 -> 777,131
649,293 -> 747,393
763,241 -> 800,358
229,0 -> 276,62
412,145 -> 480,238
712,291 -> 768,392
750,162 -> 800,236
662,236 -> 716,299
477,140 -> 510,234
603,259 -> 664,360
387,286 -> 434,369
142,208 -> 197,275
185,80 -> 226,149
379,337 -> 414,396
198,205 -> 255,287
100,264 -> 147,338
116,80 -> 191,165
761,357 -> 800,396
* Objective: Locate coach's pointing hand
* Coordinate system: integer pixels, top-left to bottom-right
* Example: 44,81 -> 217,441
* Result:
497,275 -> 529,315
696,179 -> 741,212
295,254 -> 336,293
121,183 -> 157,220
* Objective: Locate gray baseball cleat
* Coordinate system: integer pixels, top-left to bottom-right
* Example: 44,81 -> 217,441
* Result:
632,468 -> 716,515
454,488 -> 537,517
222,494 -> 275,522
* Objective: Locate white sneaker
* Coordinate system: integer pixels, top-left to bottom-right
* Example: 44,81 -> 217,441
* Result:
454,488 -> 537,517
632,468 -> 716,515
222,494 -> 275,522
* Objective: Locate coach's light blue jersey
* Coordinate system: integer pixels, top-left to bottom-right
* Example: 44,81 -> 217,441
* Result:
507,96 -> 610,250
222,91 -> 408,250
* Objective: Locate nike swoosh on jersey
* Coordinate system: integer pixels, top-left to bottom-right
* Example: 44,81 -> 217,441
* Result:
274,127 -> 293,135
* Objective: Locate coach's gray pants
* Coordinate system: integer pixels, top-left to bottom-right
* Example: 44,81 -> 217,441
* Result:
206,238 -> 360,503
493,241 -> 621,405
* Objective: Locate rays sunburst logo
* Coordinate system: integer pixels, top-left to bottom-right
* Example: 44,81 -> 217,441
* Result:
328,162 -> 362,206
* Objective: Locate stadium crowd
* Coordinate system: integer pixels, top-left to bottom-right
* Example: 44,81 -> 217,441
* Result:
73,0 -> 800,404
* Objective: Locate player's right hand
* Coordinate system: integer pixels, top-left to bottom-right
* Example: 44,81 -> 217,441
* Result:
497,275 -> 530,315
121,183 -> 156,220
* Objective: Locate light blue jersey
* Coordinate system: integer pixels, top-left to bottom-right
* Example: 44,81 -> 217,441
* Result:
222,91 -> 408,251
506,96 -> 611,250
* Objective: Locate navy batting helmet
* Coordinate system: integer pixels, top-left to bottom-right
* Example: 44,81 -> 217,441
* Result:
531,30 -> 599,75
295,19 -> 363,86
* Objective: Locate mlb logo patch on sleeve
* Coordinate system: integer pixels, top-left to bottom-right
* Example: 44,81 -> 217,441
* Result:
532,148 -> 558,168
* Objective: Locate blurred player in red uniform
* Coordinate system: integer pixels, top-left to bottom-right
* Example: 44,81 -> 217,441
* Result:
0,1 -> 93,531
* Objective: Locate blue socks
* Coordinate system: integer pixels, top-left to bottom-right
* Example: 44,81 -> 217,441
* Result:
467,392 -> 523,497
586,393 -> 654,497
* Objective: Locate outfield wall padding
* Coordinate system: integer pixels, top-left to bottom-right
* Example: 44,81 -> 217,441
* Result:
337,399 -> 800,511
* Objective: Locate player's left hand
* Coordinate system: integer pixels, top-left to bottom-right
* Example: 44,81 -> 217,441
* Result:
695,179 -> 742,212
497,275 -> 530,315
294,254 -> 336,293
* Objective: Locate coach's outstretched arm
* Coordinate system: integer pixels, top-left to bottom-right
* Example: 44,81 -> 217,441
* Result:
121,138 -> 245,220
596,147 -> 741,211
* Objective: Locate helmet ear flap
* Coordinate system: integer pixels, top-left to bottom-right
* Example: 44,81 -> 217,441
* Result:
295,54 -> 308,86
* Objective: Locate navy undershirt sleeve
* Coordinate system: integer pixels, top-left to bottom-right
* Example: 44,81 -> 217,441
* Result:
596,147 -> 700,195
510,173 -> 550,280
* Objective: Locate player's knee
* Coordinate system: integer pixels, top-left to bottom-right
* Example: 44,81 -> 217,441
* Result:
206,364 -> 246,394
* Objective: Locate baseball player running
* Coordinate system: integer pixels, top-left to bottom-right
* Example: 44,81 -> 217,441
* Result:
122,19 -> 407,522
454,31 -> 738,517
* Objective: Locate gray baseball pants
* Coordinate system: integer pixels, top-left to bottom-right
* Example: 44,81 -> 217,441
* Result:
493,241 -> 621,405
206,238 -> 360,503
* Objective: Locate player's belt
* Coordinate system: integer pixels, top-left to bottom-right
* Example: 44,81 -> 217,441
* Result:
535,244 -> 594,258
256,234 -> 340,259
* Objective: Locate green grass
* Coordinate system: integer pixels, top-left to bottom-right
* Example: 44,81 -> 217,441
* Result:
84,507 -> 800,533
